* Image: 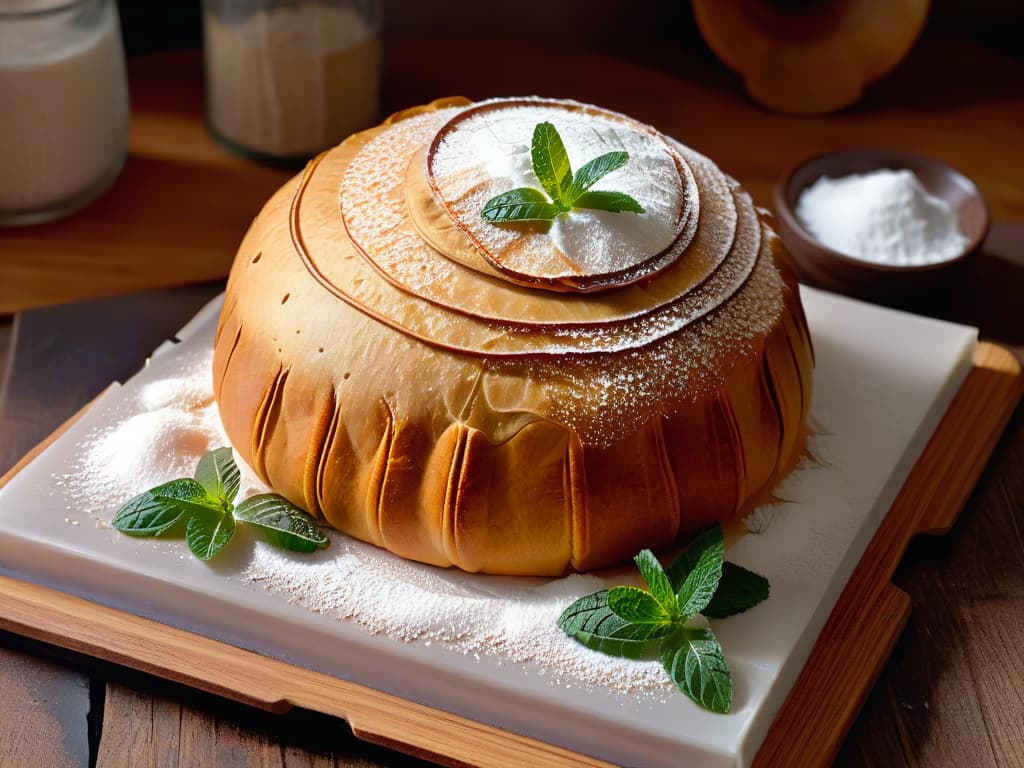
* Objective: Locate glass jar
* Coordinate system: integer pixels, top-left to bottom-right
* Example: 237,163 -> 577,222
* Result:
202,0 -> 381,165
0,0 -> 129,226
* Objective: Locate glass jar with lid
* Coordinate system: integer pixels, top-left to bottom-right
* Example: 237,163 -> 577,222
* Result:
0,0 -> 129,226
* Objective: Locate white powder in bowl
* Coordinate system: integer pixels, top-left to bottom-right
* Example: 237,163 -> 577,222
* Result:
795,169 -> 969,267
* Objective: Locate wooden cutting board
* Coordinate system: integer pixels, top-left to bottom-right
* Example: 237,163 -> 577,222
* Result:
0,297 -> 1020,768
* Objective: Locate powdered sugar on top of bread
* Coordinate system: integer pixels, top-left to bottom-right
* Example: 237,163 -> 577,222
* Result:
428,100 -> 687,281
307,113 -> 787,446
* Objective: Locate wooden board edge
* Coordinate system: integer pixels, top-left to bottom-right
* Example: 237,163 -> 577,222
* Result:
753,340 -> 1024,767
915,342 -> 1024,534
752,584 -> 912,768
0,340 -> 1020,768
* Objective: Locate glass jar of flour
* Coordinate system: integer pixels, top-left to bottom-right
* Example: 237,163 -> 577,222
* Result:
0,0 -> 129,226
202,0 -> 381,165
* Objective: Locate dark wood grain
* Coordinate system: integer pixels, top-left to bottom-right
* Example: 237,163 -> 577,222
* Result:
95,678 -> 436,768
753,343 -> 1023,768
0,321 -> 11,404
0,629 -> 436,768
0,648 -> 90,768
836,404 -> 1024,768
0,308 -> 92,768
832,221 -> 1024,768
96,682 -> 384,768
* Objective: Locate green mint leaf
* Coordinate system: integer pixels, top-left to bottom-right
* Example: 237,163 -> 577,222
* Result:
185,506 -> 235,561
481,123 -> 644,224
608,585 -> 674,624
193,447 -> 240,506
558,590 -> 672,659
572,190 -> 645,214
703,562 -> 770,619
481,187 -> 563,223
674,527 -> 724,618
660,627 -> 732,713
633,549 -> 677,615
531,122 -> 573,205
667,526 -> 724,592
234,494 -> 329,552
111,478 -> 209,536
568,151 -> 629,200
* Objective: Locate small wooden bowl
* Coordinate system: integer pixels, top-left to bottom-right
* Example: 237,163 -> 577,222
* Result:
773,150 -> 989,300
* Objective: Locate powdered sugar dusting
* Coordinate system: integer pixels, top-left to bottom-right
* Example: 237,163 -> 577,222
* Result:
244,542 -> 674,696
14,285 -> 979,763
54,332 -> 821,700
337,107 -> 703,326
512,241 -> 785,445
342,108 -> 464,294
58,345 -> 673,697
303,114 -> 785,446
50,334 -> 833,704
430,100 -> 686,279
66,352 -> 232,504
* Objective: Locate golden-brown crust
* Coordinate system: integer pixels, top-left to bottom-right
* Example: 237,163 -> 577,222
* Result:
213,98 -> 814,575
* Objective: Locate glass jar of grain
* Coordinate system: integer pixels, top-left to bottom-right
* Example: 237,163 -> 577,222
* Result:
202,0 -> 381,165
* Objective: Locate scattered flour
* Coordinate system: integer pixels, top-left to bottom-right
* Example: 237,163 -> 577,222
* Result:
60,343 -> 815,699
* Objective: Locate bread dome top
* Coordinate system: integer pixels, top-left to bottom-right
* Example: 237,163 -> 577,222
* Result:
214,97 -> 812,573
268,96 -> 793,446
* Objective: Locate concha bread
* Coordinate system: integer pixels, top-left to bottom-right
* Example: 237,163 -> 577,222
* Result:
213,97 -> 814,576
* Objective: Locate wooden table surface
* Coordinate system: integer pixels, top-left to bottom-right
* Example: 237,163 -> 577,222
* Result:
1,35 -> 1023,767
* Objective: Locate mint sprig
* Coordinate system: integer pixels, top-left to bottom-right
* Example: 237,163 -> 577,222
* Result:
111,448 -> 330,561
480,121 -> 645,224
557,590 -> 673,660
661,626 -> 732,714
557,526 -> 769,713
